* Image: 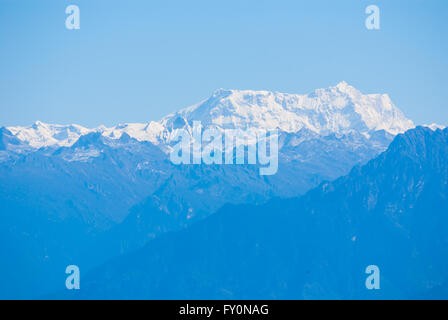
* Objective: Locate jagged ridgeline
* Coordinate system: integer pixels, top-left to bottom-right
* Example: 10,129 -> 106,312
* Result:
64,126 -> 448,299
0,83 -> 437,299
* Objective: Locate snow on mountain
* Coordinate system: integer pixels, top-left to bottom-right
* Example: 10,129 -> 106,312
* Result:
98,122 -> 164,144
424,123 -> 446,131
70,127 -> 448,300
7,121 -> 92,148
5,82 -> 415,149
161,81 -> 414,136
5,121 -> 163,149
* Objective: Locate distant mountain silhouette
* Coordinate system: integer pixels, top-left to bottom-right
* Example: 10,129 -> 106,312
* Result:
0,84 -> 430,299
0,129 -> 391,298
66,127 -> 448,299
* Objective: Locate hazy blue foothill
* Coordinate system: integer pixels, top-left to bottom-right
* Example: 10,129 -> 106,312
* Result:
1,0 -> 448,300
0,85 -> 446,299
0,127 -> 389,298
61,127 -> 448,299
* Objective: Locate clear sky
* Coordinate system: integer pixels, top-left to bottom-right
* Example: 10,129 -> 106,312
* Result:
1,0 -> 447,127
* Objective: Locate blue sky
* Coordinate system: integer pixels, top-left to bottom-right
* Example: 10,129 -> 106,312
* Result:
1,0 -> 447,127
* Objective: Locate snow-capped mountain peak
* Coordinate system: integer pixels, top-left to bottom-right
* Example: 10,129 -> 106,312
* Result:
161,82 -> 414,135
424,123 -> 446,131
7,121 -> 92,148
5,83 -> 415,148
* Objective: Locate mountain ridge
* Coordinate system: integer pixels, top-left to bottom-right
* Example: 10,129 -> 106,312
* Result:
64,126 -> 448,299
5,82 -> 415,149
1,84 -> 441,299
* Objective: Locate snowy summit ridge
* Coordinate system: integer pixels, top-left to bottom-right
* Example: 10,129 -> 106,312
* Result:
6,82 -> 415,148
162,81 -> 414,135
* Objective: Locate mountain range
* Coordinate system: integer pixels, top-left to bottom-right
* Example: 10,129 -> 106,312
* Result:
0,82 -> 445,299
6,81 -> 413,149
62,126 -> 448,299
